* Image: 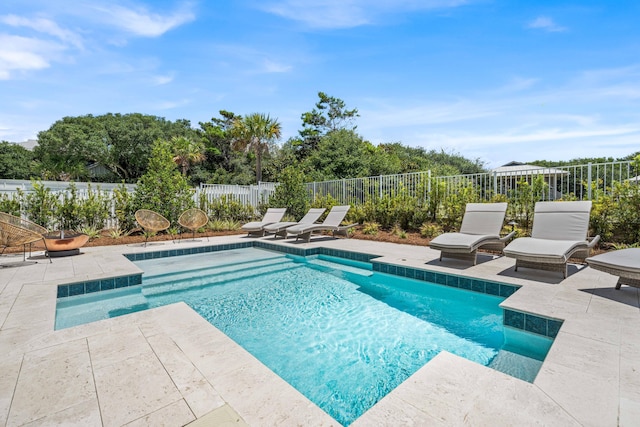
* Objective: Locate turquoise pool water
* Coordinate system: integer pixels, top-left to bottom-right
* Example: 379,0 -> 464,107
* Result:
56,247 -> 552,426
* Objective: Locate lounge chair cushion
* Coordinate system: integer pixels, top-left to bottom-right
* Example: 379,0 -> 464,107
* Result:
430,232 -> 499,251
586,248 -> 640,276
504,237 -> 587,263
530,201 -> 591,241
262,221 -> 297,233
241,208 -> 287,232
459,203 -> 508,235
263,208 -> 326,233
286,205 -> 350,235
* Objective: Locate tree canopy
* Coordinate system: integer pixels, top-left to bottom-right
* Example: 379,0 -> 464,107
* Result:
35,113 -> 197,182
0,141 -> 36,179
18,93 -> 637,187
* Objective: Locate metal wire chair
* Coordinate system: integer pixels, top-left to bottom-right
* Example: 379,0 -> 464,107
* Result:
178,208 -> 209,242
134,209 -> 170,246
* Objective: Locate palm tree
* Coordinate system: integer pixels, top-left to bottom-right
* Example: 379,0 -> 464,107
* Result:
171,136 -> 206,176
232,113 -> 282,182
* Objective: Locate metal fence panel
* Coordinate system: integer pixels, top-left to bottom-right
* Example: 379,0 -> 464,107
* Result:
306,161 -> 636,205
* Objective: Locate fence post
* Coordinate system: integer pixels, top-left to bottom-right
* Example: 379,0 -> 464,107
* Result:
493,171 -> 497,198
587,163 -> 592,200
342,179 -> 346,204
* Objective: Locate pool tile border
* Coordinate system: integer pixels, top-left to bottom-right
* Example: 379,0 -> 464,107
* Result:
503,308 -> 563,338
371,261 -> 520,298
55,240 -> 561,338
57,274 -> 142,298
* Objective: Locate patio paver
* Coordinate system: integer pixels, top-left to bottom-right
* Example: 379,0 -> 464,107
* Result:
0,234 -> 638,426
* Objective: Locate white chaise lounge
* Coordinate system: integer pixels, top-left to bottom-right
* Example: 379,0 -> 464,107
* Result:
503,201 -> 600,278
241,208 -> 287,237
285,205 -> 355,242
586,248 -> 640,289
429,202 -> 514,265
262,208 -> 326,239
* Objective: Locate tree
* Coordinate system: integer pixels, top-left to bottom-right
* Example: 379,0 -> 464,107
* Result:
196,110 -> 255,185
303,129 -> 376,180
134,139 -> 194,224
35,113 -> 198,182
268,166 -> 309,219
171,136 -> 205,176
296,92 -> 359,159
0,141 -> 37,179
232,113 -> 282,183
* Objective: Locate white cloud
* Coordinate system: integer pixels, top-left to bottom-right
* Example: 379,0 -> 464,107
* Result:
213,44 -> 294,74
527,16 -> 567,33
262,0 -> 469,29
497,77 -> 539,93
152,74 -> 174,85
0,14 -> 83,48
263,59 -> 292,73
93,4 -> 195,37
0,34 -> 64,79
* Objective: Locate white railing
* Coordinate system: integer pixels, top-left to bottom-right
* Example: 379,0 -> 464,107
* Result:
197,182 -> 278,210
306,161 -> 636,204
0,160 -> 635,226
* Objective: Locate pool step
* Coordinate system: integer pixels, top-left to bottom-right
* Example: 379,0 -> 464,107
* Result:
142,258 -> 300,297
141,253 -> 287,283
306,256 -> 373,277
142,255 -> 289,286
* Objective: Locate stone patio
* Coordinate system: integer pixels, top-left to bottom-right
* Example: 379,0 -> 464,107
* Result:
0,235 -> 638,426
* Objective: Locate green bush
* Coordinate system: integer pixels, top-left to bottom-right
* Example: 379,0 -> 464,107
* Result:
55,183 -> 81,231
361,221 -> 379,235
268,166 -> 309,219
0,192 -> 22,216
78,184 -> 111,230
207,195 -> 254,221
419,222 -> 442,238
24,181 -> 58,229
133,139 -> 194,224
113,183 -> 137,232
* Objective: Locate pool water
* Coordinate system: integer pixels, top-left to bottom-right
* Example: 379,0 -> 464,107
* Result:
56,248 -> 553,426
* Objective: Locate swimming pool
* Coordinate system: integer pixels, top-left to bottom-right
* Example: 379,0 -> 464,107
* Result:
56,247 -> 553,426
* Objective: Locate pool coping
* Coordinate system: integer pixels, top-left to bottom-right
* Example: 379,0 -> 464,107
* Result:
1,235 -> 638,426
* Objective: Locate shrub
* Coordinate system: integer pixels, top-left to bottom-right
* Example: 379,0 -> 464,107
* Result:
268,166 -> 309,219
78,184 -> 111,230
419,222 -> 442,238
0,192 -> 22,216
55,182 -> 82,231
362,221 -> 379,235
133,139 -> 194,224
207,195 -> 254,221
113,184 -> 136,232
208,219 -> 241,231
391,223 -> 406,238
24,180 -> 58,229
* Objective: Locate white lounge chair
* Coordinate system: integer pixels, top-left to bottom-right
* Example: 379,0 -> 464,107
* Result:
262,208 -> 326,239
241,208 -> 287,237
503,201 -> 600,278
429,203 -> 515,265
285,205 -> 355,242
586,248 -> 640,289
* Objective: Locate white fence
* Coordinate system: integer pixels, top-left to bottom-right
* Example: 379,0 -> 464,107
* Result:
197,182 -> 278,210
0,160 -> 635,226
306,161 -> 637,205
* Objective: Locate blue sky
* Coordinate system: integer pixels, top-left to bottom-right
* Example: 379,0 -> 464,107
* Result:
1,1 -> 639,169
